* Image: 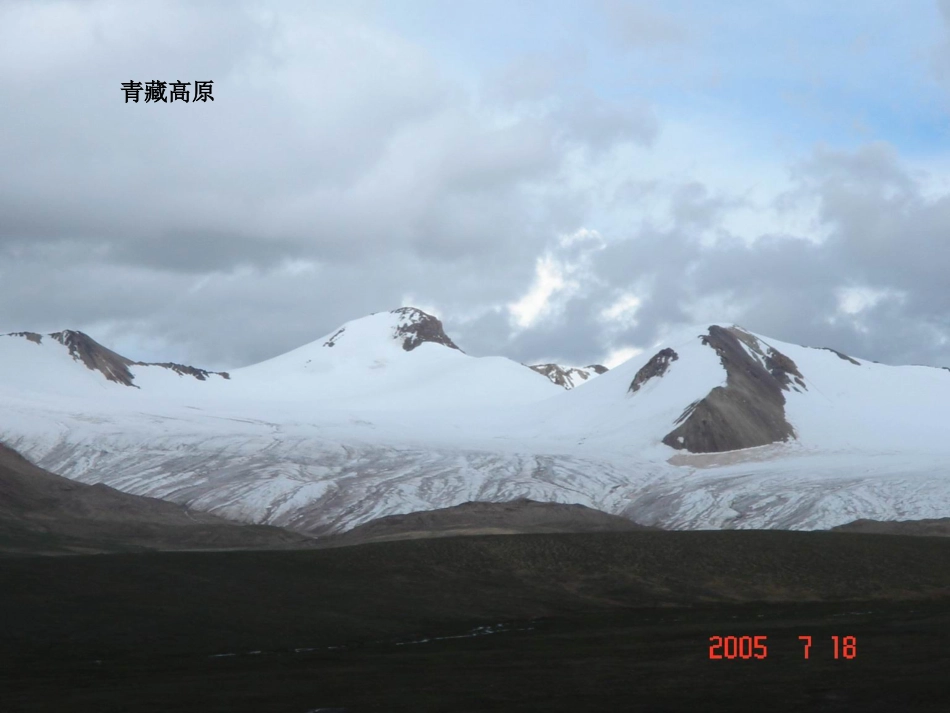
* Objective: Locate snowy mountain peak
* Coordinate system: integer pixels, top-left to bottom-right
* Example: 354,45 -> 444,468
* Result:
320,307 -> 461,353
390,307 -> 462,352
228,308 -> 558,409
529,363 -> 608,389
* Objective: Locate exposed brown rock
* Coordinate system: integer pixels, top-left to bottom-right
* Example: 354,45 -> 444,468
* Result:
764,349 -> 806,390
629,348 -> 678,393
322,328 -> 345,348
726,326 -> 806,391
529,363 -> 608,389
391,307 -> 462,352
8,331 -> 42,344
145,362 -> 230,381
530,363 -> 566,385
662,326 -> 800,454
821,347 -> 861,366
50,330 -> 138,386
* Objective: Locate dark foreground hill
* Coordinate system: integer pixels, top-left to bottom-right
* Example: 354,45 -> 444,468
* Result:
325,497 -> 651,545
0,443 -> 312,554
833,517 -> 950,536
4,530 -> 950,711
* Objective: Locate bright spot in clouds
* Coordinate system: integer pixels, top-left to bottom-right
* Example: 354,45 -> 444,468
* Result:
604,345 -> 643,369
600,292 -> 642,324
836,287 -> 903,316
2,2 -> 950,371
509,254 -> 575,329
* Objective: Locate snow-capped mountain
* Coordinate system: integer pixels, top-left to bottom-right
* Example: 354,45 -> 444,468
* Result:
2,308 -> 950,534
229,307 -> 561,409
528,363 -> 608,389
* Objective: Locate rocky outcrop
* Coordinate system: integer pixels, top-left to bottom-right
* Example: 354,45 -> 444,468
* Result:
821,347 -> 861,366
629,348 -> 678,393
391,307 -> 462,352
8,331 -> 42,344
322,328 -> 345,348
147,363 -> 230,380
50,330 -> 138,386
530,363 -> 609,389
662,326 -> 803,454
726,326 -> 806,391
319,308 -> 462,352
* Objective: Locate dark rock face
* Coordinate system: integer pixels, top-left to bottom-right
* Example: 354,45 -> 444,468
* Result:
726,327 -> 806,391
529,363 -> 608,389
832,517 -> 950,537
629,348 -> 678,393
662,326 -> 802,454
764,349 -> 806,390
390,307 -> 461,352
6,330 -> 228,388
322,328 -> 345,348
50,330 -> 138,386
530,363 -> 566,385
821,347 -> 861,366
147,363 -> 230,381
9,331 -> 42,344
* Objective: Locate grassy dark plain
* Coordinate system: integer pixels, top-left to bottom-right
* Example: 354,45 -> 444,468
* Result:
3,530 -> 950,712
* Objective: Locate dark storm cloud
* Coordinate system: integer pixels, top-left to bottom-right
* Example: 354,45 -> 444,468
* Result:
1,1 -> 949,373
0,0 -> 667,368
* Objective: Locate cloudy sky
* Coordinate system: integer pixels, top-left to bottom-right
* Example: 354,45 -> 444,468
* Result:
3,0 -> 950,371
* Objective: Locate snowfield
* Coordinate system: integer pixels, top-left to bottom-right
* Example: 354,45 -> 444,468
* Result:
2,310 -> 949,533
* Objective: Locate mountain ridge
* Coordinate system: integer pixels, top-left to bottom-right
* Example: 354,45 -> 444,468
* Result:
2,329 -> 230,388
2,308 -> 950,535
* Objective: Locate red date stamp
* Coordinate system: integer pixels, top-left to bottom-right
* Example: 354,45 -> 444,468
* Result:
708,635 -> 857,660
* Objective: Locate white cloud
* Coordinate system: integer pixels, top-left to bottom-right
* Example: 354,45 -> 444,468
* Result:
508,254 -> 574,329
835,286 -> 899,315
603,345 -> 643,369
600,292 -> 642,324
400,294 -> 442,318
3,1 -> 950,374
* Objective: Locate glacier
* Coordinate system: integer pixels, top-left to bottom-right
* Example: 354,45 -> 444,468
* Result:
2,309 -> 949,534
